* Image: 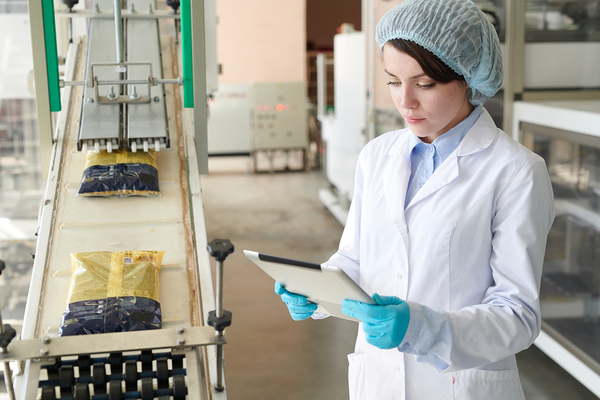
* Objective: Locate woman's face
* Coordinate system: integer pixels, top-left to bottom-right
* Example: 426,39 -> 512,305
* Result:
383,44 -> 474,143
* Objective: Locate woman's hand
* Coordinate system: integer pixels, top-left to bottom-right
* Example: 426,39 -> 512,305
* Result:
274,282 -> 318,321
342,293 -> 410,349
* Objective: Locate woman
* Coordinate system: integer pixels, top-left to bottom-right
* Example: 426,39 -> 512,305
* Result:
276,0 -> 555,398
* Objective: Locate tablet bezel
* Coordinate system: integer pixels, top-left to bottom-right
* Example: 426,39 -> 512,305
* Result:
244,250 -> 374,321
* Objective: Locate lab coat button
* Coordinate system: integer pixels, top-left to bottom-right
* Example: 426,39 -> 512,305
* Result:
398,274 -> 402,280
395,366 -> 401,372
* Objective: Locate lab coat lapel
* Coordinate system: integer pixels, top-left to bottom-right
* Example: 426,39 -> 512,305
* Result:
405,108 -> 498,210
405,153 -> 459,210
383,135 -> 411,233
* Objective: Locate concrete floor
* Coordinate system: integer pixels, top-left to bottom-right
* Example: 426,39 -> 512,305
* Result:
202,157 -> 598,400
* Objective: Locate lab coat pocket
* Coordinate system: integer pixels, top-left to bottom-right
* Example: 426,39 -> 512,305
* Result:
452,368 -> 525,400
347,352 -> 366,400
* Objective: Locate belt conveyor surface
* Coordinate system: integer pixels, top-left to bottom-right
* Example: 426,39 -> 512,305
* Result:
13,31 -> 223,399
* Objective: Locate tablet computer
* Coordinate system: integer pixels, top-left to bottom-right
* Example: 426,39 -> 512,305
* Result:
244,250 -> 375,322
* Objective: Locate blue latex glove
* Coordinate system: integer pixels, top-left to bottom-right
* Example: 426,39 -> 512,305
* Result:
342,293 -> 410,349
274,282 -> 318,321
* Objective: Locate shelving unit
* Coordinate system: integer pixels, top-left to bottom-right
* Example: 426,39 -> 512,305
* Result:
307,50 -> 333,107
514,99 -> 600,398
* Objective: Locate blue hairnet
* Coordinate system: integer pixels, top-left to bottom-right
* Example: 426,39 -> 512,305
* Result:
376,0 -> 503,106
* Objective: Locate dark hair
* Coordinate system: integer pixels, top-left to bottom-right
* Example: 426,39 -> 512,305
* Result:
386,39 -> 465,84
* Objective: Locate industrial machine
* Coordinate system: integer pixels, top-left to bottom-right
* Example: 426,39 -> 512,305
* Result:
317,31 -> 368,225
208,82 -> 308,171
250,82 -> 308,172
0,0 -> 231,398
207,84 -> 253,157
207,82 -> 309,172
251,82 -> 308,152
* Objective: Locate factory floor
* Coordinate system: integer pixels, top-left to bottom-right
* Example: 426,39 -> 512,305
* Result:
202,156 -> 598,400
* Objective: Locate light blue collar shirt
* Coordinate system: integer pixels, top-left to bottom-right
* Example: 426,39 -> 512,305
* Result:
405,106 -> 483,208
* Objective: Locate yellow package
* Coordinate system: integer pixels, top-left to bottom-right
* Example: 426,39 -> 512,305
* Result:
59,250 -> 164,336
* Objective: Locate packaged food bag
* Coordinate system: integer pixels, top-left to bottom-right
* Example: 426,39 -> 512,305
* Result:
59,250 -> 164,336
78,149 -> 160,197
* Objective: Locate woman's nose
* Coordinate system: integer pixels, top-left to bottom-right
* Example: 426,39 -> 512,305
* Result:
400,88 -> 418,109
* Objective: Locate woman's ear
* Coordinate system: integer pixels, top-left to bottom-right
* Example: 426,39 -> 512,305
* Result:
461,82 -> 471,99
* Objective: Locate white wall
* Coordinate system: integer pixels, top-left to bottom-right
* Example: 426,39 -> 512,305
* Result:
216,0 -> 306,83
373,0 -> 403,109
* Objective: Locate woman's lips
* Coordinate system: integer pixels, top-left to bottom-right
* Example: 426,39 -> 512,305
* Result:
404,116 -> 425,125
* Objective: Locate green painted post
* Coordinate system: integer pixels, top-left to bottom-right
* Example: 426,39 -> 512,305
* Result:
181,0 -> 194,108
41,0 -> 61,112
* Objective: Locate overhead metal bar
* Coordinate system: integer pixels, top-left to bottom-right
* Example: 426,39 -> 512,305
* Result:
55,9 -> 181,19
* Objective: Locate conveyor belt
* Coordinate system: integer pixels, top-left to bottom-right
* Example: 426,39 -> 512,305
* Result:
13,25 -> 224,400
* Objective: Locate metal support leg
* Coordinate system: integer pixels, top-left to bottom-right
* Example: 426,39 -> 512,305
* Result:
0,262 -> 16,400
0,351 -> 15,400
214,258 -> 225,391
214,258 -> 226,391
206,239 -> 234,393
216,260 -> 224,319
215,338 -> 224,391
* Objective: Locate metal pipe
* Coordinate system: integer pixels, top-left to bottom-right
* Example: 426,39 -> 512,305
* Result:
114,0 -> 123,63
68,11 -> 73,43
215,341 -> 224,391
1,360 -> 14,399
55,9 -> 181,19
0,314 -> 14,400
63,78 -> 181,87
61,80 -> 85,86
97,79 -> 149,85
157,78 -> 182,85
1,355 -> 14,400
216,260 -> 223,318
215,259 -> 225,390
214,260 -> 225,390
316,53 -> 326,121
174,19 -> 179,44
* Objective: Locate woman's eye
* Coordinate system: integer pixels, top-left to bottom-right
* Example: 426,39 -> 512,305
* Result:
418,83 -> 436,90
387,81 -> 401,87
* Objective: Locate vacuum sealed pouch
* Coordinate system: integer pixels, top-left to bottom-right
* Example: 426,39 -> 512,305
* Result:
78,149 -> 160,198
59,250 -> 164,336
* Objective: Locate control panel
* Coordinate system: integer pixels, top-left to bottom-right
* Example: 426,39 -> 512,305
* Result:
251,82 -> 308,151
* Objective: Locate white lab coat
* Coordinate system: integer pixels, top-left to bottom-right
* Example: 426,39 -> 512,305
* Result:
326,109 -> 555,400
